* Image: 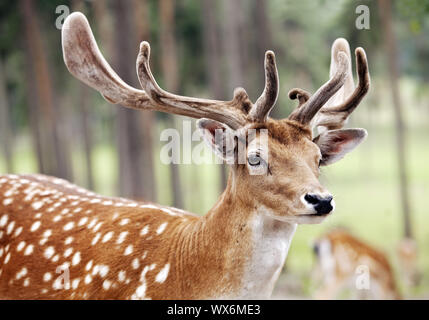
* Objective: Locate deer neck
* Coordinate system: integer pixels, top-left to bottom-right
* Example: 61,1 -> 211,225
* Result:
180,173 -> 297,299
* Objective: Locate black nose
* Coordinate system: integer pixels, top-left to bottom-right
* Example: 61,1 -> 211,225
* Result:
304,194 -> 333,215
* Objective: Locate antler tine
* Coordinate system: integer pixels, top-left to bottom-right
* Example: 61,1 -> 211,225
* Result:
288,88 -> 311,108
62,12 -> 150,109
135,41 -> 251,129
62,12 -> 251,130
314,47 -> 370,130
326,38 -> 355,107
249,50 -> 279,122
288,51 -> 349,124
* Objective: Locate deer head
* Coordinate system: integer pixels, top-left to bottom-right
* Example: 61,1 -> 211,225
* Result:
62,12 -> 369,225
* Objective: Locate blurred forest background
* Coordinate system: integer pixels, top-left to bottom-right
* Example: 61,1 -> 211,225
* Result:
0,0 -> 428,299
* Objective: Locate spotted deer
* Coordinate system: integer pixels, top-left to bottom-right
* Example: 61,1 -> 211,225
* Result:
312,229 -> 401,300
0,12 -> 369,299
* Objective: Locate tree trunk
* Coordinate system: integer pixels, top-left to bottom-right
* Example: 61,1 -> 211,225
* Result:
202,0 -> 228,191
20,0 -> 72,180
252,0 -> 280,118
159,0 -> 184,208
22,39 -> 45,173
222,0 -> 245,89
0,60 -> 14,172
133,0 -> 157,202
92,0 -> 114,61
378,0 -> 413,238
221,0 -> 248,191
112,0 -> 146,200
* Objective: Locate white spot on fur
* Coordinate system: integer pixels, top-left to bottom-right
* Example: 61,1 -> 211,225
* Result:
135,283 -> 146,299
155,264 -> 170,283
63,222 -> 74,231
30,221 -> 41,232
17,241 -> 26,252
140,226 -> 149,236
43,230 -> 52,238
16,267 -> 28,280
87,218 -> 98,229
85,260 -> 93,271
72,278 -> 80,289
118,271 -> 126,282
43,272 -> 52,282
116,231 -> 128,244
78,217 -> 88,226
124,245 -> 133,255
156,222 -> 168,235
64,247 -> 73,257
44,246 -> 55,259
120,218 -> 130,225
103,279 -> 112,290
99,265 -> 109,277
6,221 -> 15,235
102,231 -> 114,243
84,274 -> 92,284
0,214 -> 8,227
32,201 -> 44,210
24,244 -> 34,256
93,222 -> 103,232
91,233 -> 101,245
72,252 -> 81,265
132,258 -> 140,270
14,226 -> 23,237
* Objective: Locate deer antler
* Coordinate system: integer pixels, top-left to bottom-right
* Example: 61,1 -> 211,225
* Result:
249,51 -> 279,122
288,38 -> 369,130
287,88 -> 310,108
313,44 -> 370,130
61,13 -> 149,108
62,12 -> 254,129
288,50 -> 350,124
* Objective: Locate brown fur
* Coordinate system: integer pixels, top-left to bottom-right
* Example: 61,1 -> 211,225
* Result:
0,174 -> 258,299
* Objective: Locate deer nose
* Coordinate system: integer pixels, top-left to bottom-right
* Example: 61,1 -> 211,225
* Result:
304,194 -> 333,215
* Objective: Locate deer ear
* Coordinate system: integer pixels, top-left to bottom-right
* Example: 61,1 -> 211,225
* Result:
314,129 -> 367,166
197,119 -> 237,164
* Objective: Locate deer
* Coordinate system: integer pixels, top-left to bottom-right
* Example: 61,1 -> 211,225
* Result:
396,237 -> 421,289
312,229 -> 401,300
0,12 -> 369,299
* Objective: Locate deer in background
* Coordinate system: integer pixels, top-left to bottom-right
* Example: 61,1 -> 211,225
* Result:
0,12 -> 369,299
312,229 -> 401,300
397,237 -> 421,289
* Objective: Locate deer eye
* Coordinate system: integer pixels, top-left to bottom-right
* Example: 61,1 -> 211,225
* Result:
247,153 -> 267,167
248,153 -> 266,167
